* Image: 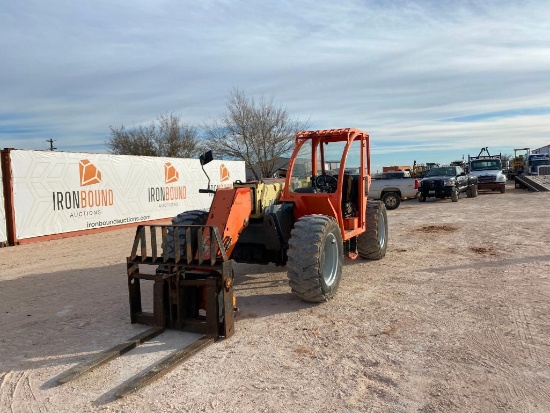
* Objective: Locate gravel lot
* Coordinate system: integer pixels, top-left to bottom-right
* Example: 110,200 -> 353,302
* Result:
1,183 -> 549,412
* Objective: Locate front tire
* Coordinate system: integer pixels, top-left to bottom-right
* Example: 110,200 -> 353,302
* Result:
357,200 -> 388,260
287,215 -> 343,302
500,185 -> 506,194
381,192 -> 401,210
166,210 -> 209,258
451,187 -> 459,202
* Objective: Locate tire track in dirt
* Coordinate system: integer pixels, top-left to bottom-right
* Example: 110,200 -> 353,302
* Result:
0,371 -> 17,413
409,292 -> 543,412
513,306 -> 539,363
461,311 -> 550,410
0,370 -> 48,413
293,317 -> 403,411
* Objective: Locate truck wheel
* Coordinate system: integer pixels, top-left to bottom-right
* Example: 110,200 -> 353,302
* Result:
166,210 -> 209,259
418,194 -> 426,202
451,187 -> 459,202
500,185 -> 506,194
287,215 -> 343,302
381,192 -> 401,210
357,200 -> 388,260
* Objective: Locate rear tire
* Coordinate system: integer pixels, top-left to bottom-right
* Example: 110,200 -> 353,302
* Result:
287,215 -> 343,303
381,192 -> 401,210
357,200 -> 388,260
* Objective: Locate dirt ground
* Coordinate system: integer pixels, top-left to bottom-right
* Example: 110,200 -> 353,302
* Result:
1,183 -> 549,413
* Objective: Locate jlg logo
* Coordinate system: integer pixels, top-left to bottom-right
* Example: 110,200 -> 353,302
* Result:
52,159 -> 114,212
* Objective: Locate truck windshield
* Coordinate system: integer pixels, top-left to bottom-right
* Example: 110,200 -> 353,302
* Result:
530,159 -> 549,167
470,160 -> 501,171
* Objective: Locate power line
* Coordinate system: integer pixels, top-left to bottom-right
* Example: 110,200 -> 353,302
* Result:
46,139 -> 57,151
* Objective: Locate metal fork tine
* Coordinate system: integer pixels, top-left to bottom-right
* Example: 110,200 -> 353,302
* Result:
140,227 -> 147,262
161,226 -> 168,263
210,227 -> 216,265
174,226 -> 180,264
151,227 -> 157,261
197,227 -> 203,265
130,226 -> 141,261
186,227 -> 192,264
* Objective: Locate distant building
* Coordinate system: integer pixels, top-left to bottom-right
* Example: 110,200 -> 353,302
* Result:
532,144 -> 550,155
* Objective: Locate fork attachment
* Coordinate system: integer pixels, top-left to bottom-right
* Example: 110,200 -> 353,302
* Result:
127,224 -> 234,339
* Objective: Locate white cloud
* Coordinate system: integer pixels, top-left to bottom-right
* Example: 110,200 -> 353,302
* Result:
0,0 -> 549,162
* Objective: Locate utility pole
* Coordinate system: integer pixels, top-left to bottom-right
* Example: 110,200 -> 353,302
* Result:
46,139 -> 57,151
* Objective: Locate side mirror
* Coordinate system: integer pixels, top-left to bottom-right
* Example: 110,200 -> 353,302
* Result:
199,150 -> 213,166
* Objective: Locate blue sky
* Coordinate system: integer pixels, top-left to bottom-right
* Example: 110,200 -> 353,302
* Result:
1,0 -> 549,173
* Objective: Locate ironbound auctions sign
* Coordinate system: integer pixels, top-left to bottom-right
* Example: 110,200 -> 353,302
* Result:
0,163 -> 7,244
10,150 -> 245,240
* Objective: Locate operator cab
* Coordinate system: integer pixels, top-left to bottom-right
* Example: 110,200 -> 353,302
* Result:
281,129 -> 369,236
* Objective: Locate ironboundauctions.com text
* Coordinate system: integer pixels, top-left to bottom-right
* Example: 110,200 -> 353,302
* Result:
86,215 -> 151,228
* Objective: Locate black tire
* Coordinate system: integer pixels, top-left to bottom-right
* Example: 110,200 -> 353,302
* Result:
451,187 -> 459,202
418,194 -> 426,202
357,200 -> 388,260
381,192 -> 401,210
500,185 -> 506,194
286,215 -> 343,303
166,210 -> 209,258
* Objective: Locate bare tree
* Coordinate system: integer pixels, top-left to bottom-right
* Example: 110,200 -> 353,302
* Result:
107,113 -> 203,157
202,88 -> 308,179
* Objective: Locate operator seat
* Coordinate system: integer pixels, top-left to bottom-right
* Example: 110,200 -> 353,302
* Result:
341,174 -> 359,217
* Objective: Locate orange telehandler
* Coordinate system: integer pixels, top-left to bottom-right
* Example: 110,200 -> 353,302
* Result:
57,128 -> 388,397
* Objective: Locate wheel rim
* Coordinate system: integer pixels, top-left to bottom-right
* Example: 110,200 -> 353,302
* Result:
386,196 -> 397,207
377,211 -> 387,248
322,233 -> 339,286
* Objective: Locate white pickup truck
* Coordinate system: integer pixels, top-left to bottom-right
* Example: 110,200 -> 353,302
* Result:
367,171 -> 419,210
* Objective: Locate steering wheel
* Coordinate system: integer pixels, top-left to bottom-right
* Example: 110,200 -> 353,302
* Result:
315,174 -> 338,193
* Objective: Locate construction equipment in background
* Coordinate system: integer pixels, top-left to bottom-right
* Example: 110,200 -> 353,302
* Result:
468,147 -> 507,193
507,147 -> 530,179
382,165 -> 411,173
410,161 -> 440,179
515,152 -> 550,191
57,128 -> 388,397
450,160 -> 467,171
524,152 -> 550,176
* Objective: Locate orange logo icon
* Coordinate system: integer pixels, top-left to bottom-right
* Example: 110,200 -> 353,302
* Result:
164,162 -> 179,184
220,164 -> 230,182
79,159 -> 102,186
